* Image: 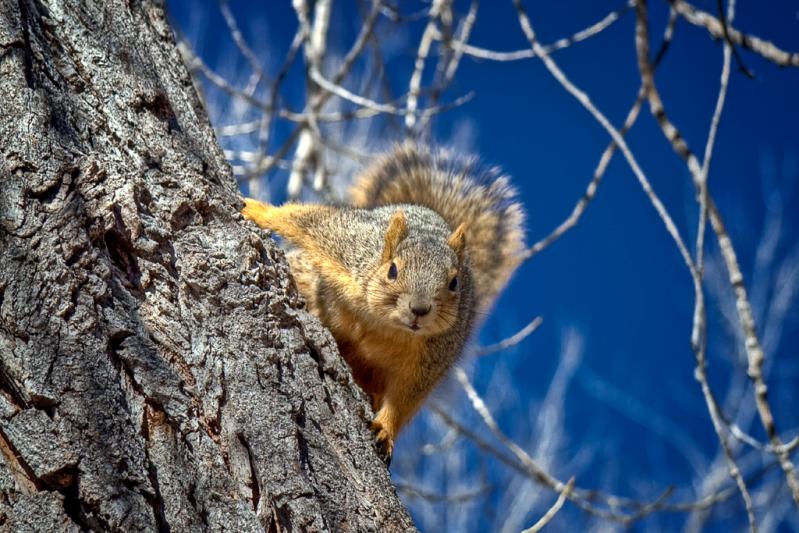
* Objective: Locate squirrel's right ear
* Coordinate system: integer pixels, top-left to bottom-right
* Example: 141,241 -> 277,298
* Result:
382,210 -> 408,263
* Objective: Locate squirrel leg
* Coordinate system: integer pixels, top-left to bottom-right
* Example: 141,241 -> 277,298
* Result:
241,198 -> 335,244
371,375 -> 428,465
241,198 -> 282,229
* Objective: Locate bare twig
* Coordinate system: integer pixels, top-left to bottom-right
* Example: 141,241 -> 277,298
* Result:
235,125 -> 304,180
442,1 -> 478,87
474,316 -> 542,356
394,481 -> 492,503
247,28 -> 305,184
451,368 -> 675,524
670,0 -> 799,68
417,0 -> 479,132
216,120 -> 263,136
511,0 -> 698,281
405,0 -> 450,131
290,0 -> 331,197
634,0 -> 799,507
440,0 -> 634,62
714,0 -> 753,78
636,4 -> 756,529
327,0 -> 384,89
417,91 -> 476,126
520,477 -> 574,533
308,67 -> 474,120
180,43 -> 271,113
218,0 -> 268,87
309,67 -> 408,115
524,7 -> 677,262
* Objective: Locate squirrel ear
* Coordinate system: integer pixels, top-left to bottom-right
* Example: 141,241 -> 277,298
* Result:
382,210 -> 408,263
448,223 -> 467,264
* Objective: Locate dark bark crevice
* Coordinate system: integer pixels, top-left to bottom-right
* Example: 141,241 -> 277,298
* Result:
142,407 -> 173,533
16,0 -> 35,89
237,432 -> 261,513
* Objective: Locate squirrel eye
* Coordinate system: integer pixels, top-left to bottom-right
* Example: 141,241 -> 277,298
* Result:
388,262 -> 398,280
448,276 -> 458,291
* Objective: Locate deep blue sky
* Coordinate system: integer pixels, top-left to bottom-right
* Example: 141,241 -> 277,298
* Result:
170,1 -> 799,529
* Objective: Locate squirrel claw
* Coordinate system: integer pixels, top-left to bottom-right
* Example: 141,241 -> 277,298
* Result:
371,420 -> 394,467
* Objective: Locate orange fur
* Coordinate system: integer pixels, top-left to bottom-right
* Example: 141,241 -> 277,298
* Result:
240,146 -> 525,464
242,199 -> 362,302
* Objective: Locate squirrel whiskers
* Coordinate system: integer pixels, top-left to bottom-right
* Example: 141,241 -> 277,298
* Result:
241,144 -> 526,463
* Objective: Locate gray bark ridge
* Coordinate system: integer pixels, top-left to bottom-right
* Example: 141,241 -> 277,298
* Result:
0,1 -> 415,531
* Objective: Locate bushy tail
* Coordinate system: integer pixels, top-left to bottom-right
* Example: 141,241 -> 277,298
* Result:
350,144 -> 526,313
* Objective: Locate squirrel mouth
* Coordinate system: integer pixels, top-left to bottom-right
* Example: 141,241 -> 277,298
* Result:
408,322 -> 421,331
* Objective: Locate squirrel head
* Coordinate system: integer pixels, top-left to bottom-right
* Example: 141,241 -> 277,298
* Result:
365,210 -> 467,336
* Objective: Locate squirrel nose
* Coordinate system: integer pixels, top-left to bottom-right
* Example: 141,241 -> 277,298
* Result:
410,303 -> 432,317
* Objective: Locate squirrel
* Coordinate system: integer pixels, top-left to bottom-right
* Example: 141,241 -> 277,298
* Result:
241,144 -> 526,463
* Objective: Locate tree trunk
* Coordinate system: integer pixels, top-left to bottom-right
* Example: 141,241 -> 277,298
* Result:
0,1 -> 414,531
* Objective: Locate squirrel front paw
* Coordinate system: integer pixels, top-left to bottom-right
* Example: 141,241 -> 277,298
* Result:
370,419 -> 394,466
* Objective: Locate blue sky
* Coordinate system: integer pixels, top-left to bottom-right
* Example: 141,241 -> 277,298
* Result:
170,1 -> 799,529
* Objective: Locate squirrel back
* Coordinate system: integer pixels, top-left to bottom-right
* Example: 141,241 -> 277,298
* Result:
350,144 -> 526,314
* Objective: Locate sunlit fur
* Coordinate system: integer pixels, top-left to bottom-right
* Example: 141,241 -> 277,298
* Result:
241,144 -> 526,462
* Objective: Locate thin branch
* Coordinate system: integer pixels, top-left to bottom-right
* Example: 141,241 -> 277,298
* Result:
394,481 -> 492,503
420,426 -> 459,455
215,105 -> 395,135
309,67 -> 407,115
696,0 -> 733,273
405,0 -> 449,131
675,456 -> 784,514
180,42 -> 271,112
714,0 -> 753,78
474,316 -> 542,356
308,67 -> 475,120
290,0 -> 331,197
442,1 -> 478,85
446,394 -> 789,517
711,201 -> 799,509
327,0 -> 384,89
218,0 -> 268,84
248,27 -> 305,182
670,0 -> 799,68
453,368 -> 561,489
417,0 -> 479,132
439,0 -> 634,62
451,368 -> 675,524
521,478 -> 574,533
523,7 -> 677,262
634,0 -> 799,507
727,425 -> 799,455
511,0 -> 698,282
636,4 -> 756,529
216,120 -> 263,136
235,125 -> 304,181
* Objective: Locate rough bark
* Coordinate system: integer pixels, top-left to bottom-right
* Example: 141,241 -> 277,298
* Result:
0,1 -> 414,531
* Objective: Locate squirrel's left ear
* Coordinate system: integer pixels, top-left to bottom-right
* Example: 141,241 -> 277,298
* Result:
448,223 -> 467,264
382,210 -> 409,263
